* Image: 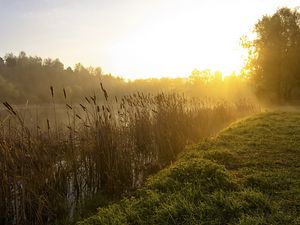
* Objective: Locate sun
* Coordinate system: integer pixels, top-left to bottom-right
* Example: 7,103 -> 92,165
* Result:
106,2 -> 251,80
108,29 -> 247,80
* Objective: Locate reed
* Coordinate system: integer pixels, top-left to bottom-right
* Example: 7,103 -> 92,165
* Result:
0,86 -> 259,225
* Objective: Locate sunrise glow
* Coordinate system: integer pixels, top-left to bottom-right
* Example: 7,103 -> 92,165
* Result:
1,0 -> 299,79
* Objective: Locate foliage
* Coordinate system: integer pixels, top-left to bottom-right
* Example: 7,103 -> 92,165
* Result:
79,112 -> 300,225
243,7 -> 300,102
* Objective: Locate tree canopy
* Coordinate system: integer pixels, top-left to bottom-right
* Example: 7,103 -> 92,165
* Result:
243,7 -> 300,102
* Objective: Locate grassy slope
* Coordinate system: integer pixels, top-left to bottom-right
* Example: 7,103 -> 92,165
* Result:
78,112 -> 300,225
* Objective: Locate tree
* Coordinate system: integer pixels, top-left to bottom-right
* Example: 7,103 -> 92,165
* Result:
0,57 -> 4,67
4,53 -> 17,67
188,69 -> 212,86
243,7 -> 300,102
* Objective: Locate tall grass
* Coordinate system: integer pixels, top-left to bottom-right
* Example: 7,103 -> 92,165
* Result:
0,85 -> 259,225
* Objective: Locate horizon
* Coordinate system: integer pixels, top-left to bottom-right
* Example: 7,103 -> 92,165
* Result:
1,0 -> 299,79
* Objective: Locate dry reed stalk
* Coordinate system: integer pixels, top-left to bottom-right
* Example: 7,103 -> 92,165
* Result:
0,87 -> 259,225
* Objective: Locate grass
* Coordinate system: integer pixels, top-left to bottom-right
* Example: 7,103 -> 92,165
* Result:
78,111 -> 300,225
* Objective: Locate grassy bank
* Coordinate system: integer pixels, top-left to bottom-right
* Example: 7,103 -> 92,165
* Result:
78,111 -> 300,225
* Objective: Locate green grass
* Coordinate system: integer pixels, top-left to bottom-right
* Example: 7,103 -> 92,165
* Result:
78,111 -> 300,225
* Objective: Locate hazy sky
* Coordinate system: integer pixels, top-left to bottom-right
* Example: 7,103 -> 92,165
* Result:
1,0 -> 300,79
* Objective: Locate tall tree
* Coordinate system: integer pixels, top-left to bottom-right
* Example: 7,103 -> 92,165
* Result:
243,7 -> 300,102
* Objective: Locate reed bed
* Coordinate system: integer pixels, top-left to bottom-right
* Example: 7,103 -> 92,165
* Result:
0,85 -> 259,225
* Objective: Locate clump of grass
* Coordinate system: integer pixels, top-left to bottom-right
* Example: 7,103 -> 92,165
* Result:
77,151 -> 272,225
202,148 -> 239,169
0,84 -> 258,225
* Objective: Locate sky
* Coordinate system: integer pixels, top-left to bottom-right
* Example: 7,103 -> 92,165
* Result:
1,0 -> 300,79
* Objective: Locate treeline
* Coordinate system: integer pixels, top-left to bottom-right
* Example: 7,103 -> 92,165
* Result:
0,52 -> 123,103
0,52 -> 252,104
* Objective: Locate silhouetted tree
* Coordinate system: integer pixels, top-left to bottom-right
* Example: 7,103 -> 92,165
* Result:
5,53 -> 17,67
0,57 -> 4,67
243,7 -> 300,102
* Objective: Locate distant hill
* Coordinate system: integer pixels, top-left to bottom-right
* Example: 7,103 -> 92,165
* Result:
78,111 -> 300,225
